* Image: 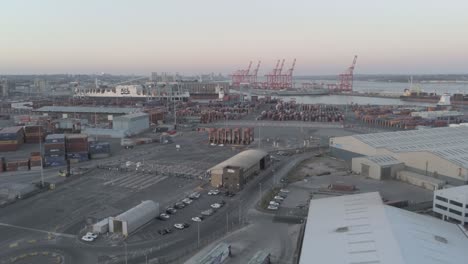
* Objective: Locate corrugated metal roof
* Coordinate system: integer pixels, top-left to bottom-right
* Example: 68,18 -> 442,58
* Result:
352,127 -> 468,169
35,106 -> 140,114
113,112 -> 149,121
209,149 -> 268,172
115,200 -> 158,226
0,126 -> 23,134
300,192 -> 468,264
363,155 -> 403,166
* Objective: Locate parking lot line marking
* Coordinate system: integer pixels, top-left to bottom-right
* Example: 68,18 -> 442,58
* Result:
0,222 -> 75,239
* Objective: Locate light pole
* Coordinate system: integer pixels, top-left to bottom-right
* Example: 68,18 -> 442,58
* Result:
124,241 -> 128,264
226,212 -> 229,233
259,182 -> 263,201
39,138 -> 44,187
197,221 -> 200,247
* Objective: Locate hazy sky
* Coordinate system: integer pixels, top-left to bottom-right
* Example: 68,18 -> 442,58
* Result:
1,0 -> 467,75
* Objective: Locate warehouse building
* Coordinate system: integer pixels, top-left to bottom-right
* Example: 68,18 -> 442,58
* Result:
331,126 -> 468,185
433,185 -> 468,225
352,155 -> 404,180
112,113 -> 149,136
299,192 -> 468,264
208,149 -> 269,192
33,106 -> 140,123
109,200 -> 159,237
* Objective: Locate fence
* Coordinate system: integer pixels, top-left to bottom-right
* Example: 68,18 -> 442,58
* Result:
101,221 -> 246,264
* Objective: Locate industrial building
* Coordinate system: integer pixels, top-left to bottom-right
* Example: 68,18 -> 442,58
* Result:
299,192 -> 468,264
352,155 -> 404,180
433,185 -> 468,225
109,200 -> 159,237
112,113 -> 149,136
331,126 -> 468,185
208,149 -> 269,192
33,106 -> 140,123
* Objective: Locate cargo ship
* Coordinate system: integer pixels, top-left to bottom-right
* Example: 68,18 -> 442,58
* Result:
400,89 -> 468,105
251,88 -> 329,96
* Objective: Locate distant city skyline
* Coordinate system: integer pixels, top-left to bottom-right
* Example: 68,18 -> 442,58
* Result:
1,0 -> 467,75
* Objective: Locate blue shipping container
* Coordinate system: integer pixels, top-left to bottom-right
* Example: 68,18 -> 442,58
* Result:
44,160 -> 67,167
66,152 -> 89,161
44,155 -> 66,162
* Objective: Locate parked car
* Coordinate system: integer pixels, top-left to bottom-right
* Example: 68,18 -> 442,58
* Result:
224,191 -> 235,197
269,201 -> 280,207
85,232 -> 98,239
192,216 -> 202,222
174,202 -> 185,209
201,209 -> 214,216
158,228 -> 173,235
279,189 -> 290,193
189,192 -> 201,199
183,223 -> 190,228
208,189 -> 220,195
274,196 -> 285,201
182,198 -> 193,205
174,223 -> 185,229
219,200 -> 226,206
166,207 -> 177,214
158,213 -> 170,220
211,203 -> 222,209
81,235 -> 94,242
267,205 -> 279,210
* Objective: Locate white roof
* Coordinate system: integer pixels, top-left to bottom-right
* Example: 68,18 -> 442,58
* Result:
300,192 -> 468,264
435,185 -> 468,204
363,155 -> 403,166
35,106 -> 140,114
352,127 -> 468,169
209,149 -> 268,172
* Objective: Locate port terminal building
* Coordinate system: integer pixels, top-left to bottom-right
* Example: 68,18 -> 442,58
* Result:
330,126 -> 468,185
299,192 -> 468,264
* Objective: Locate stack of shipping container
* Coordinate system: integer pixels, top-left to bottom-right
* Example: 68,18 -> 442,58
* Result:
65,134 -> 89,163
89,142 -> 111,159
0,126 -> 25,152
24,125 -> 45,143
30,152 -> 42,171
207,127 -> 254,145
44,134 -> 67,167
5,159 -> 29,172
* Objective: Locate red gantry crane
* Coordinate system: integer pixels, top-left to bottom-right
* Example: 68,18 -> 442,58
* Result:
328,55 -> 358,92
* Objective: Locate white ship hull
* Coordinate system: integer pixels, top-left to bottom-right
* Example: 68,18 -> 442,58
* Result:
74,85 -> 190,99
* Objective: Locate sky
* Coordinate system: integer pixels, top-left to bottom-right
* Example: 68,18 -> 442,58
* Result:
1,0 -> 467,75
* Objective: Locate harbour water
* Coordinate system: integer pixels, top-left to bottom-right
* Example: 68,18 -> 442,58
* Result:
274,95 -> 434,106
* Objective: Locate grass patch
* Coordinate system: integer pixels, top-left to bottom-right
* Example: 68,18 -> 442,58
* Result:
260,187 -> 280,209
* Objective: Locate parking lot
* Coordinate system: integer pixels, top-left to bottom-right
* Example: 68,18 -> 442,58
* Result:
127,189 -> 232,243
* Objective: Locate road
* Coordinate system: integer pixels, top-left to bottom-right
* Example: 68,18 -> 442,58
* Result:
0,149 -> 312,264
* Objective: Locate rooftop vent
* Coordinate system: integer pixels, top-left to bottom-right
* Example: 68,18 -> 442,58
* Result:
434,235 -> 448,244
335,226 -> 349,233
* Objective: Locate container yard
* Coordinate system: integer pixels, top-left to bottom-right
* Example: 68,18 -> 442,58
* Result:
257,102 -> 344,122
350,105 -> 467,130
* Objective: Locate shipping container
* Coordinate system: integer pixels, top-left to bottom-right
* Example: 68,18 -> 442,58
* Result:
90,153 -> 111,159
45,134 -> 65,144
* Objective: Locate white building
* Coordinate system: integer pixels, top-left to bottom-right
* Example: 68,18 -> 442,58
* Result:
330,127 -> 468,184
433,185 -> 468,225
352,155 -> 405,180
109,200 -> 159,236
299,192 -> 468,264
113,112 -> 149,136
